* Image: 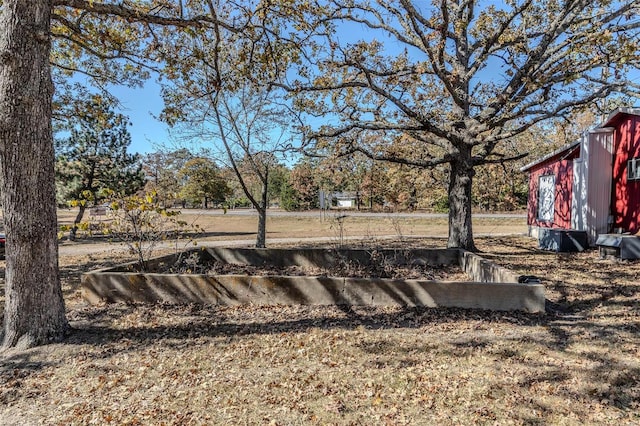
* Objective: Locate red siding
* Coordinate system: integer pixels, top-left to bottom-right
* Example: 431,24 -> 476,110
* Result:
612,115 -> 640,233
527,156 -> 577,230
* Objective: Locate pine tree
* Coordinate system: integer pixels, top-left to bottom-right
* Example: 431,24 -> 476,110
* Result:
55,102 -> 144,240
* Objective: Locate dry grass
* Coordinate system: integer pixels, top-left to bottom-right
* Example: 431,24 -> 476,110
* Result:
56,208 -> 526,243
1,214 -> 639,425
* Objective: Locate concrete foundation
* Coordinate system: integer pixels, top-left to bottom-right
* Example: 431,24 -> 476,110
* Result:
81,247 -> 545,313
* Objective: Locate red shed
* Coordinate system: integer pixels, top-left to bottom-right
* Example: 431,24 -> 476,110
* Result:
521,108 -> 640,246
608,110 -> 640,233
521,140 -> 580,231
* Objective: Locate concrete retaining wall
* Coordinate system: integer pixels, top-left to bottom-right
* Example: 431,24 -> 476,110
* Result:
459,250 -> 521,283
81,247 -> 545,313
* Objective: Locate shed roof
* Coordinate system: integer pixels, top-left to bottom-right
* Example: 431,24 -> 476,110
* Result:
601,107 -> 640,128
519,140 -> 580,172
520,107 -> 640,173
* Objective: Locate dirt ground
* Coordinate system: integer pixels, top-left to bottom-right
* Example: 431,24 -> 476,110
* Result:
1,212 -> 639,425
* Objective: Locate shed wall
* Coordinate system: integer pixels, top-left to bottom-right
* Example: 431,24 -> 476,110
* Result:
612,115 -> 640,233
527,153 -> 578,230
571,129 -> 614,243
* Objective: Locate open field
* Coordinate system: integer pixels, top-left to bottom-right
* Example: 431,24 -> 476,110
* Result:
56,208 -> 528,247
1,212 -> 639,425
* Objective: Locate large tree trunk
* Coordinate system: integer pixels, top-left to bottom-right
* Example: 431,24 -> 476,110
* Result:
447,145 -> 477,251
0,0 -> 68,349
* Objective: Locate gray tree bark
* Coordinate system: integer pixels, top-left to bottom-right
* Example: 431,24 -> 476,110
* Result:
447,144 -> 477,252
0,0 -> 68,349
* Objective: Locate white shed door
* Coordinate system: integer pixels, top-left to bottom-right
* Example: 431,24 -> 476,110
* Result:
538,175 -> 555,222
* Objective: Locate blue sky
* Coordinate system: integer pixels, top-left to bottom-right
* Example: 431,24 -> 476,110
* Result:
101,2 -> 640,157
106,81 -> 172,155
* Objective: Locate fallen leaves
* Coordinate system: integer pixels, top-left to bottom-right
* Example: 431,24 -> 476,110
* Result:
1,236 -> 640,424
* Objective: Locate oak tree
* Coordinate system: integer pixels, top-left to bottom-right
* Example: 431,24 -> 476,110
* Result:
284,0 -> 640,250
0,0 -> 68,349
0,0 -> 237,349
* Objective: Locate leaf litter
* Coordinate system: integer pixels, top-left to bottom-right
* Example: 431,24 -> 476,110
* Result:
0,236 -> 639,425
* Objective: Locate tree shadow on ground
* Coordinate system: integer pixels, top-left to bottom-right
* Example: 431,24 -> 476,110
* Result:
61,230 -> 258,244
62,301 -> 638,351
22,235 -> 640,343
3,235 -> 639,414
476,236 -> 640,310
58,300 -> 639,411
64,304 -> 548,350
179,231 -> 259,239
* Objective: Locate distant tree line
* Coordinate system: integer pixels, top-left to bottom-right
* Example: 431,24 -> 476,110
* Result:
55,108 -> 596,215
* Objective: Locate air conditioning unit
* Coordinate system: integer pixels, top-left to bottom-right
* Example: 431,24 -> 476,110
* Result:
627,158 -> 640,181
596,234 -> 640,260
538,228 -> 588,252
